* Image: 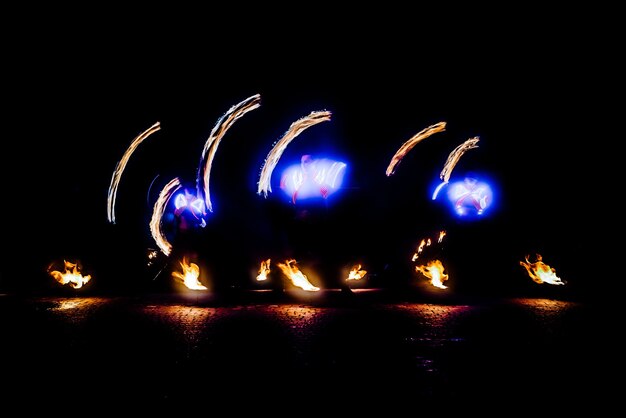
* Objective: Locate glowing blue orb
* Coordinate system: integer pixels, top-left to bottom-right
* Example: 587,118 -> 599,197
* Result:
173,189 -> 207,228
280,155 -> 347,204
445,175 -> 495,219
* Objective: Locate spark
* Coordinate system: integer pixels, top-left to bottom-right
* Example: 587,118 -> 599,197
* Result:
197,94 -> 261,213
385,121 -> 446,176
439,136 -> 480,183
149,177 -> 182,256
412,230 -> 446,261
257,110 -> 332,198
107,121 -> 161,224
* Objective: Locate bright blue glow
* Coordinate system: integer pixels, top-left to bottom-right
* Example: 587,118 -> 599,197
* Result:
445,174 -> 496,219
280,155 -> 347,204
190,198 -> 205,216
431,181 -> 447,200
174,193 -> 188,210
173,190 -> 206,216
172,189 -> 208,228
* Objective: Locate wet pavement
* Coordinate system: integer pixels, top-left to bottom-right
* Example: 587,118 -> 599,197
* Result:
0,290 -> 613,412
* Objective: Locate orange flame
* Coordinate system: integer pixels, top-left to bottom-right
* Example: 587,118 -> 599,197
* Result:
415,260 -> 448,289
276,259 -> 319,291
256,258 -> 271,281
412,238 -> 430,261
520,254 -> 565,285
172,257 -> 207,290
347,264 -> 367,281
412,230 -> 446,262
48,260 -> 92,289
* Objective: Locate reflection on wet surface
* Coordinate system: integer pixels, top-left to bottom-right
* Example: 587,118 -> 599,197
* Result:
0,294 -> 610,409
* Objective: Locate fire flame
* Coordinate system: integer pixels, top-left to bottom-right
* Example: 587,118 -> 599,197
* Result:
172,257 -> 207,290
347,264 -> 367,281
520,254 -> 565,285
256,258 -> 271,281
48,260 -> 92,289
276,259 -> 320,291
412,230 -> 446,261
415,260 -> 448,289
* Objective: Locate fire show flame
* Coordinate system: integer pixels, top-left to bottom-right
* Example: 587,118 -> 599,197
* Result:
197,94 -> 261,213
149,177 -> 182,256
347,264 -> 367,281
48,260 -> 92,289
385,121 -> 446,176
256,258 -> 271,281
107,121 -> 161,224
439,136 -> 480,183
412,231 -> 448,289
415,260 -> 448,289
520,254 -> 565,286
276,259 -> 320,291
257,110 -> 332,198
412,230 -> 446,261
172,257 -> 207,290
431,136 -> 481,200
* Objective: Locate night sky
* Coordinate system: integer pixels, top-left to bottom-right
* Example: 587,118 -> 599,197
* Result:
4,9 -> 612,300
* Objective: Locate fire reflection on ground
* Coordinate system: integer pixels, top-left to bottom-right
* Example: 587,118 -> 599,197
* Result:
0,295 -> 606,408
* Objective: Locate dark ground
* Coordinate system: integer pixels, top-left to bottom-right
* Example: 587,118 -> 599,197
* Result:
0,288 -> 615,413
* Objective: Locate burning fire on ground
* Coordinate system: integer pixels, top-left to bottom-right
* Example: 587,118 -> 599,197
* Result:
412,231 -> 448,289
172,257 -> 207,290
48,260 -> 92,289
520,254 -> 565,286
275,259 -> 320,291
346,264 -> 367,282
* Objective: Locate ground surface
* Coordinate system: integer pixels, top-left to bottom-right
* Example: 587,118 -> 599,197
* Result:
0,290 -> 614,413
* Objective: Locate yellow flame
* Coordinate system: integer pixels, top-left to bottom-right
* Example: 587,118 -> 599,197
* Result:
520,254 -> 565,285
172,257 -> 207,290
276,259 -> 319,291
48,260 -> 92,289
412,231 -> 446,261
415,260 -> 448,289
347,264 -> 367,281
257,258 -> 271,281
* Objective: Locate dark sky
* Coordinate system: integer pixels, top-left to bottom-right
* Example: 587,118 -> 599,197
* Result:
4,9 -> 614,297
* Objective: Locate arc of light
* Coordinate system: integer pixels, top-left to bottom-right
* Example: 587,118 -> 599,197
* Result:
196,94 -> 262,213
439,136 -> 480,183
432,136 -> 480,200
257,110 -> 332,198
385,121 -> 446,176
107,121 -> 161,224
149,177 -> 182,256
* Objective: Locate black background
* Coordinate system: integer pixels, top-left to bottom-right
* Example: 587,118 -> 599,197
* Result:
3,6 -> 615,300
